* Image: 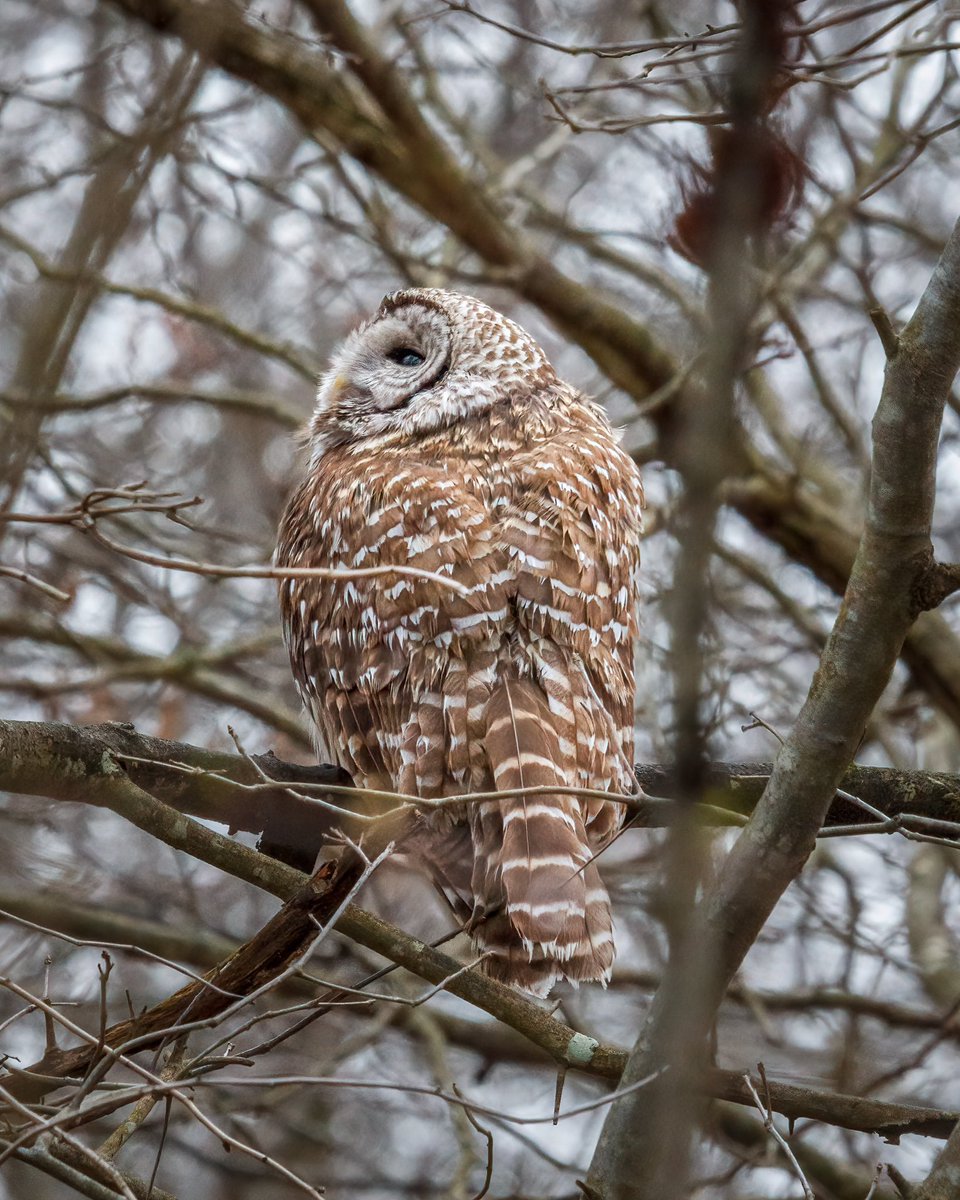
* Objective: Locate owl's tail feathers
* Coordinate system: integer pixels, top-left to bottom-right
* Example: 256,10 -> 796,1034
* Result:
474,680 -> 615,997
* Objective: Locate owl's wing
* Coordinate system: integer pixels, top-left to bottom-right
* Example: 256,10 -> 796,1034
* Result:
502,413 -> 645,810
278,458 -> 510,801
463,412 -> 644,992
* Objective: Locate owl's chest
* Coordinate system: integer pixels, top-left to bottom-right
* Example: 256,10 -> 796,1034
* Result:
286,441 -> 524,562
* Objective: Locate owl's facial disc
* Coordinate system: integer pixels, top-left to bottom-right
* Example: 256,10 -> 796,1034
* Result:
308,289 -> 550,457
316,303 -> 450,437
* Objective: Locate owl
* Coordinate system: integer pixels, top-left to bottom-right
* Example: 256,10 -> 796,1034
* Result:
277,289 -> 644,996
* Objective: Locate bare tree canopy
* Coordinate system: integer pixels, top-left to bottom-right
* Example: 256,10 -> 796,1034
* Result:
4,2 -> 960,1198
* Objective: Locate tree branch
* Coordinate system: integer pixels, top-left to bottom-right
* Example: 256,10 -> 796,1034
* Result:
2,716 -> 960,1146
5,718 -> 960,848
588,210 -> 960,1193
912,1118 -> 960,1199
912,560 -> 960,614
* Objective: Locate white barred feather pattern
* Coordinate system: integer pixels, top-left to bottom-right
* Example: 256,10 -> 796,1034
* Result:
277,288 -> 644,995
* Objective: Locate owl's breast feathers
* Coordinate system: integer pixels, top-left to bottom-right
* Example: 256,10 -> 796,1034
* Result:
277,391 -> 644,993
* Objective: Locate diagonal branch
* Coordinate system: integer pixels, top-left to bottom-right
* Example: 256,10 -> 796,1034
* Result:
101,0 -> 679,406
912,1117 -> 960,1199
587,210 -> 960,1193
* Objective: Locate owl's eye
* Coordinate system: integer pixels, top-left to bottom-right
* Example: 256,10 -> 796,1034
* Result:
387,346 -> 425,368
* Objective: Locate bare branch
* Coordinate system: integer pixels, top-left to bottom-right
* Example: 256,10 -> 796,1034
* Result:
742,1069 -> 814,1200
2,714 -> 960,1147
0,565 -> 70,602
588,193 -> 960,1200
3,485 -> 470,595
912,1119 -> 960,1200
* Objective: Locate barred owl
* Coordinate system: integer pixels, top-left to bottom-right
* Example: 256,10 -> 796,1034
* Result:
277,289 -> 644,996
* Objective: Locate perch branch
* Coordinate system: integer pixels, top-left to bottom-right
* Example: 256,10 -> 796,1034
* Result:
1,717 -> 959,1143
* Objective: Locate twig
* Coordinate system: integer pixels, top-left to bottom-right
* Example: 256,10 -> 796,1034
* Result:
453,1082 -> 495,1200
0,907 -> 244,999
742,1069 -> 814,1200
869,305 -> 900,358
3,484 -> 470,595
78,1064 -> 669,1129
0,1081 -> 138,1200
744,1070 -> 811,1200
0,566 -> 70,602
864,1162 -> 886,1200
886,1162 -> 916,1197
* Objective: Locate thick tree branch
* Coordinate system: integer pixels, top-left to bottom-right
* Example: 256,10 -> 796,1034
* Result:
588,212 -> 960,1193
0,715 -> 351,859
913,1120 -> 960,1199
5,718 -> 960,843
2,717 -> 957,1144
635,760 -> 960,827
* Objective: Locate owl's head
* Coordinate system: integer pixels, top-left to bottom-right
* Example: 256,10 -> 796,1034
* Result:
307,289 -> 556,455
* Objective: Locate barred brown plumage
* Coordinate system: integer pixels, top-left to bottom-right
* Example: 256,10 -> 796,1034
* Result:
276,288 -> 644,995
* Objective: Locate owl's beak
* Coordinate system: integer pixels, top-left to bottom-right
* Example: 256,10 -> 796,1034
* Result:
322,372 -> 360,410
319,369 -> 371,414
